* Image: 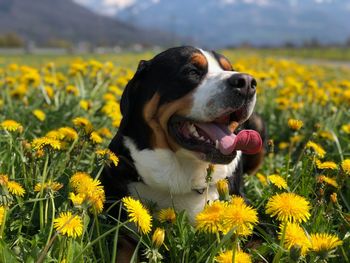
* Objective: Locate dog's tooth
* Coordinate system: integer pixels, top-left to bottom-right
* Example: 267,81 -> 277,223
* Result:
193,130 -> 200,137
199,136 -> 205,141
189,124 -> 196,133
215,140 -> 219,149
206,139 -> 210,144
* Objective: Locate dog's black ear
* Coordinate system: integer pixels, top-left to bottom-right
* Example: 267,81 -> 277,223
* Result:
120,60 -> 150,117
136,60 -> 149,74
110,60 -> 151,151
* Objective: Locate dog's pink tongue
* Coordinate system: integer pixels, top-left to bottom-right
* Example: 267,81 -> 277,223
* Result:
195,123 -> 262,155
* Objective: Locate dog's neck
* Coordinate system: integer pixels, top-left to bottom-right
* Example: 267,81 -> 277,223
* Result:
124,136 -> 242,194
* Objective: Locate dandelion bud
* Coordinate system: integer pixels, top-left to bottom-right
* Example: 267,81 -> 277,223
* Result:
216,179 -> 229,201
341,159 -> 350,175
21,140 -> 32,151
205,164 -> 214,183
319,188 -> 324,196
268,139 -> 274,153
330,192 -> 337,203
288,119 -> 303,131
152,228 -> 165,248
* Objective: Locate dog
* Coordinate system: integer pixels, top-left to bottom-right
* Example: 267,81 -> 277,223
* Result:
101,46 -> 266,261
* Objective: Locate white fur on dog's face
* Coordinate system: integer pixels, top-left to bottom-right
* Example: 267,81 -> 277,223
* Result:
189,49 -> 256,122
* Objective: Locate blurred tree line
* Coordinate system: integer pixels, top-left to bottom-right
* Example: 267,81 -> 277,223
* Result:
0,32 -> 73,48
0,32 -> 24,47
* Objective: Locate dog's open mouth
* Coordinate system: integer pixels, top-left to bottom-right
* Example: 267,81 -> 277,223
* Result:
168,108 -> 262,163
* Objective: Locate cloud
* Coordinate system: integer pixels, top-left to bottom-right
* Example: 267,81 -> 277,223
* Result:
103,0 -> 136,9
220,0 -> 270,5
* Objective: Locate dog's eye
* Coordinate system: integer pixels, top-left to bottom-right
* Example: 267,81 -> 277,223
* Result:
189,69 -> 199,75
185,68 -> 200,76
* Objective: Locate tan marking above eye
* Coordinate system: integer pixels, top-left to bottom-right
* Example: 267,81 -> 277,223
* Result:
218,57 -> 233,71
190,53 -> 208,69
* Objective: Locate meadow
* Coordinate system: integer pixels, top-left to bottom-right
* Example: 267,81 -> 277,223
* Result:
0,49 -> 349,262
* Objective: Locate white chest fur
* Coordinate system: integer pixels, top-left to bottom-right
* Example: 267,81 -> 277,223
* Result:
124,137 -> 242,222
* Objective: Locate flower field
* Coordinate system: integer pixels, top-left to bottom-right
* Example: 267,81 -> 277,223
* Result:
0,51 -> 350,262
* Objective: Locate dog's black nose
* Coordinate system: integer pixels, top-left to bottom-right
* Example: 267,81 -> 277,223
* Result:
227,73 -> 257,97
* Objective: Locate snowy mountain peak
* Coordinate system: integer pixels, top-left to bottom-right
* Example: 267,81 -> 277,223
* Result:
74,0 -> 350,47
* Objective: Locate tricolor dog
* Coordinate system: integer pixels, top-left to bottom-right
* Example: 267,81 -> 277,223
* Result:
101,45 -> 265,225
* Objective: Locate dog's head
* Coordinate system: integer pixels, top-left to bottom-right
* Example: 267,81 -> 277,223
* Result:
117,46 -> 262,164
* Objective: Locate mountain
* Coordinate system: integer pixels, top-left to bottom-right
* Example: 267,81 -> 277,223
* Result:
75,0 -> 350,47
0,0 -> 174,46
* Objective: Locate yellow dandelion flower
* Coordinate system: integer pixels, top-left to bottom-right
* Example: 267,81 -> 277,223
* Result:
7,181 -> 25,197
70,172 -> 105,214
108,85 -> 123,96
290,134 -> 303,144
221,196 -> 258,236
90,132 -> 103,144
66,85 -> 79,96
268,174 -> 288,190
215,250 -> 252,263
0,120 -> 23,133
280,222 -> 310,256
69,192 -> 85,206
46,130 -> 61,139
32,137 -> 61,151
256,173 -> 268,186
95,149 -> 119,166
341,124 -> 350,134
102,100 -> 122,127
310,233 -> 343,252
32,109 -> 46,122
103,93 -> 116,101
35,149 -> 45,158
0,206 -> 5,225
34,180 -> 63,192
318,131 -> 334,141
122,197 -> 152,234
97,127 -> 113,138
317,175 -> 338,188
315,159 -> 338,170
45,86 -> 54,98
79,100 -> 91,111
216,179 -> 229,200
152,228 -> 165,248
72,117 -> 93,133
86,189 -> 105,214
10,84 -> 28,98
341,159 -> 350,175
54,211 -> 83,238
70,172 -> 91,189
8,63 -> 18,71
306,141 -> 326,159
266,192 -> 311,223
278,142 -> 290,150
58,127 -> 78,141
196,200 -> 226,234
158,207 -> 176,223
288,119 -> 303,131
